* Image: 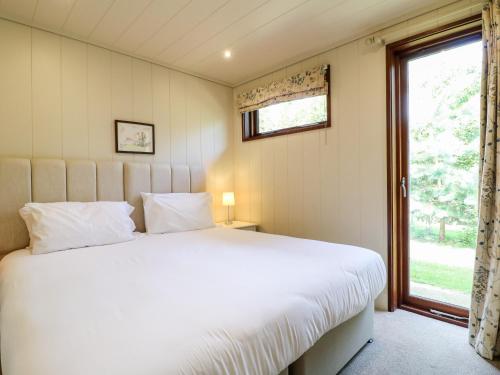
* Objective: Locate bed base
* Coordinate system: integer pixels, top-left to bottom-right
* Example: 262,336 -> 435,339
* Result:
280,302 -> 374,375
0,306 -> 373,375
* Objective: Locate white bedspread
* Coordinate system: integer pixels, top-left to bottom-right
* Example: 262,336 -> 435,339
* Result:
0,228 -> 386,375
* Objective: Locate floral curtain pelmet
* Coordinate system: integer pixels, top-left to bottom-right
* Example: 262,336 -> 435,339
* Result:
236,65 -> 329,113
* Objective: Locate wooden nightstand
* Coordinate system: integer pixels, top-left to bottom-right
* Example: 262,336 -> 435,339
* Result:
216,221 -> 257,231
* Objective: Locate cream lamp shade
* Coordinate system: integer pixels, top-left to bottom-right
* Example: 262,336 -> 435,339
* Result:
222,192 -> 235,206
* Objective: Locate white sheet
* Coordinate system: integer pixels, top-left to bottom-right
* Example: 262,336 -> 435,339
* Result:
0,228 -> 386,375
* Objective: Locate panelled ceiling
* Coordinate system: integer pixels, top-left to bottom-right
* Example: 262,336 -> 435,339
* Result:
0,0 -> 459,86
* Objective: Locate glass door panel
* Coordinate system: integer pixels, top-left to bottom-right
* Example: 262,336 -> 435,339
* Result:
406,39 -> 482,311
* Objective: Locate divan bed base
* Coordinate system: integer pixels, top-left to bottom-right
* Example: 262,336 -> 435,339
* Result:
0,304 -> 373,375
279,301 -> 374,375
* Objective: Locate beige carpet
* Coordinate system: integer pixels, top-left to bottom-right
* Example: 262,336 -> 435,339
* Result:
340,309 -> 500,375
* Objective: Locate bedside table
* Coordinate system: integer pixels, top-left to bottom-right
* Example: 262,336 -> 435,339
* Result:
216,221 -> 257,231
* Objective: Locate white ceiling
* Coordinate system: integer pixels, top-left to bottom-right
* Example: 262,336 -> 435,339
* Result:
0,0 -> 459,86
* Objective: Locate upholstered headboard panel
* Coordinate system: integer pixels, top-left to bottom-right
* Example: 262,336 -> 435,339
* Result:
0,158 -> 206,255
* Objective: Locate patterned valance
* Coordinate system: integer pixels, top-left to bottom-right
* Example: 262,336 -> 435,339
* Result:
236,64 -> 329,113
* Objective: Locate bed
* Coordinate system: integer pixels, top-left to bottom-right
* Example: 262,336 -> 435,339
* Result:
0,158 -> 386,375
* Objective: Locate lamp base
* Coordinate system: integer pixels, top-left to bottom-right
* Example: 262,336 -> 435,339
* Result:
225,205 -> 232,225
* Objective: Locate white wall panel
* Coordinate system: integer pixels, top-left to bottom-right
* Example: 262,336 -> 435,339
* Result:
200,85 -> 215,203
0,21 -> 32,157
186,76 -> 202,166
336,42 -> 361,245
88,46 -> 112,160
286,134 -> 304,238
260,139 -> 275,234
0,18 -> 233,220
152,65 -> 171,163
212,83 -> 234,222
132,58 -> 153,163
302,131 -> 321,240
358,40 -> 387,259
249,141 -> 262,226
62,38 -> 88,159
273,137 -> 288,235
170,71 -> 187,165
234,140 -> 250,222
32,29 -> 62,158
132,59 -> 153,124
111,52 -> 134,162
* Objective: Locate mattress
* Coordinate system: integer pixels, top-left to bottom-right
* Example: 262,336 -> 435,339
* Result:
0,228 -> 386,375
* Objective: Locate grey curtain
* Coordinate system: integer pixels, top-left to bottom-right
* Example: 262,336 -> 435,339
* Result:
469,0 -> 500,360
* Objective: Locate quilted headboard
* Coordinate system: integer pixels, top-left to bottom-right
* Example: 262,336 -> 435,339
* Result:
0,158 -> 206,255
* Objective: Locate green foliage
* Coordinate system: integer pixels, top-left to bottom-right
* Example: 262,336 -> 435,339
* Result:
453,118 -> 480,143
410,260 -> 473,294
410,224 -> 477,248
409,42 -> 481,238
258,95 -> 327,133
454,150 -> 479,170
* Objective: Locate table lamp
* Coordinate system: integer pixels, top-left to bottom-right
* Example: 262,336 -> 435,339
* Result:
222,192 -> 235,225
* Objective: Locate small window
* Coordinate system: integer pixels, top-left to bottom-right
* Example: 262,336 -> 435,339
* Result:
241,68 -> 331,141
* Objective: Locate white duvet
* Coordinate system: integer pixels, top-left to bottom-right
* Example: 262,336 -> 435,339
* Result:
0,228 -> 386,375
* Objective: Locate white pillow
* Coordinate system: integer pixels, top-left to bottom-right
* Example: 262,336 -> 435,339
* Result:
141,192 -> 215,234
19,201 -> 136,254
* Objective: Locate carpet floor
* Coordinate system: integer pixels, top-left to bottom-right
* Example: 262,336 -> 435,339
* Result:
339,309 -> 500,375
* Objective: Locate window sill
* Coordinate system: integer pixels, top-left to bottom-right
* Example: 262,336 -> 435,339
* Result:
242,121 -> 331,142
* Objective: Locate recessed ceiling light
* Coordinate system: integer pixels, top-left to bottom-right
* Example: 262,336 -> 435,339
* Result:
223,50 -> 232,59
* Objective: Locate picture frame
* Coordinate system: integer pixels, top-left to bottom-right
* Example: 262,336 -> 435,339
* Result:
115,120 -> 155,155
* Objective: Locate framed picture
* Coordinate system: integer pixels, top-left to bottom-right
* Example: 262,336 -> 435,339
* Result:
115,120 -> 155,154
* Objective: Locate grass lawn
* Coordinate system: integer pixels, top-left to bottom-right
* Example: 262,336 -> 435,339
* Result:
410,260 -> 473,294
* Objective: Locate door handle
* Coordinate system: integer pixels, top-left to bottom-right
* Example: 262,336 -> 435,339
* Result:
401,177 -> 407,198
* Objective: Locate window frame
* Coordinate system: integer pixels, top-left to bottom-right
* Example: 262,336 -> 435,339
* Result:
241,65 -> 331,142
386,14 -> 482,327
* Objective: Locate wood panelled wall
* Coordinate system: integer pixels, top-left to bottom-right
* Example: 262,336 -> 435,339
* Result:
233,0 -> 482,310
0,18 -> 234,221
